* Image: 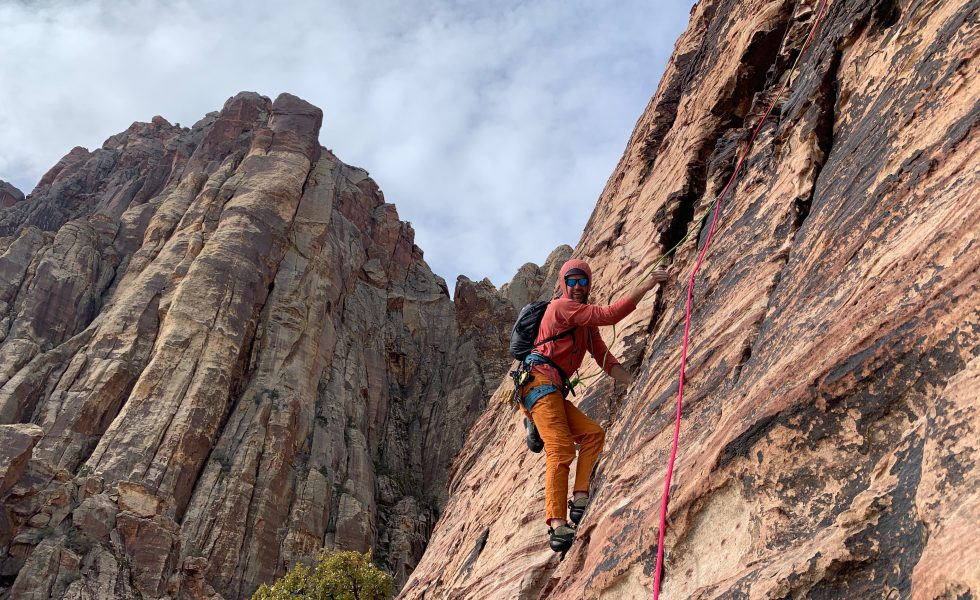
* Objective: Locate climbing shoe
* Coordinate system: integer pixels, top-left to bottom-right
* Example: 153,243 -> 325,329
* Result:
548,525 -> 575,553
525,417 -> 544,453
568,497 -> 589,525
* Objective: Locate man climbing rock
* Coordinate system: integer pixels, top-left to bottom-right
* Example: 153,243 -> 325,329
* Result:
518,258 -> 668,553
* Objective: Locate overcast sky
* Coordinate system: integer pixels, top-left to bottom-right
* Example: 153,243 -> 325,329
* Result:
0,0 -> 694,286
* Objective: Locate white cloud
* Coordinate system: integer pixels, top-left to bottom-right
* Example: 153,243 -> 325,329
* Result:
0,0 -> 694,285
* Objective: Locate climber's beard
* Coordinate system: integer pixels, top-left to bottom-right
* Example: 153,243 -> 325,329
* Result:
569,287 -> 589,303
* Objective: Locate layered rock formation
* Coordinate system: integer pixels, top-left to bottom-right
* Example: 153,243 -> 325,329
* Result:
402,0 -> 979,598
0,183 -> 23,210
0,425 -> 43,525
0,92 -> 536,599
499,245 -> 573,310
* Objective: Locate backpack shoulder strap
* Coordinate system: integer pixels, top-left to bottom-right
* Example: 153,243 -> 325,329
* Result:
532,326 -> 576,349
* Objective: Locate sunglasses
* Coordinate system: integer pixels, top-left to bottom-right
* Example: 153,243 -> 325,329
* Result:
565,277 -> 590,287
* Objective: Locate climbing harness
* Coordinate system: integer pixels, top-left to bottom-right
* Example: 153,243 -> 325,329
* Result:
509,300 -> 577,414
509,301 -> 579,452
651,1 -> 830,598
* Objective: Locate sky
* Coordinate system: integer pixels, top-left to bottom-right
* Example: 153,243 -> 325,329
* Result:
0,0 -> 695,286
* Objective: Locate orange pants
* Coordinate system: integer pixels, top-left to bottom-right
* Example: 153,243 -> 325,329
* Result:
522,370 -> 605,523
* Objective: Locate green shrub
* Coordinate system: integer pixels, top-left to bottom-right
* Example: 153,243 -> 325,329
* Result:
252,549 -> 393,600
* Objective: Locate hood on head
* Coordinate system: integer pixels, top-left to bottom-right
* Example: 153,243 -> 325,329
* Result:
559,259 -> 592,299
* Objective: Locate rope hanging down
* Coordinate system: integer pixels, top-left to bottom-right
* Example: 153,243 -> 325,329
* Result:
652,1 -> 830,598
570,210 -> 710,388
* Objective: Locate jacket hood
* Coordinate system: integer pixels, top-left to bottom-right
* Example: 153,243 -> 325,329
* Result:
559,259 -> 592,299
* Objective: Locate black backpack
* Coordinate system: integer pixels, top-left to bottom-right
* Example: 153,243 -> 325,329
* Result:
509,301 -> 575,395
509,301 -> 576,451
510,301 -> 575,360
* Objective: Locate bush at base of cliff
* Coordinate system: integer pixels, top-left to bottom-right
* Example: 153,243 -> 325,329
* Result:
251,550 -> 394,600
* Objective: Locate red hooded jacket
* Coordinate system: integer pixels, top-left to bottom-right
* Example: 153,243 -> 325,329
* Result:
531,259 -> 636,389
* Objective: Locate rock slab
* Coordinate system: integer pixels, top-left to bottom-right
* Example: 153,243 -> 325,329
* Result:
0,92 -> 546,599
401,0 -> 980,598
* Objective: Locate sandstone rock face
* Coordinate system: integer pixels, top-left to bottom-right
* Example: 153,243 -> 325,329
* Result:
402,1 -> 979,598
499,245 -> 573,310
0,92 -> 528,598
0,183 -> 24,210
0,425 -> 42,497
0,424 -> 43,554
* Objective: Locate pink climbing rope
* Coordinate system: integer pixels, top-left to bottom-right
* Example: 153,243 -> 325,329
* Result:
652,1 -> 830,597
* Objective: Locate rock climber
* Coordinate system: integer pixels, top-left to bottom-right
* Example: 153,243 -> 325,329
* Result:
518,258 -> 668,553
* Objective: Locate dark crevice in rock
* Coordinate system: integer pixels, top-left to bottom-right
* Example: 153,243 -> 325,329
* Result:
625,8 -> 801,389
612,219 -> 626,242
793,48 -> 842,235
656,191 -> 697,266
629,295 -> 664,383
791,190 -> 813,232
647,288 -> 667,339
96,258 -> 126,313
0,573 -> 17,592
635,0 -> 739,184
869,0 -> 903,34
719,18 -> 794,122
317,374 -> 343,543
637,49 -> 699,183
459,527 -> 489,579
715,22 -> 844,463
715,17 -> 843,405
678,12 -> 795,260
731,344 -> 753,385
632,0 -> 726,184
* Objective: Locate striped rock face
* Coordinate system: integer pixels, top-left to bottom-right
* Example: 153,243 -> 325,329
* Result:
0,92 -> 529,599
0,182 -> 24,209
401,0 -> 979,598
